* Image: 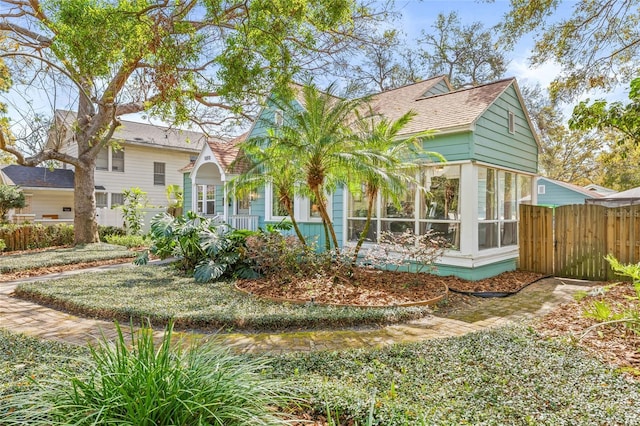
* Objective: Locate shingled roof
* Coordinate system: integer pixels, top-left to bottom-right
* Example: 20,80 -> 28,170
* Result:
181,133 -> 250,175
1,165 -> 75,189
370,78 -> 515,136
52,110 -> 215,153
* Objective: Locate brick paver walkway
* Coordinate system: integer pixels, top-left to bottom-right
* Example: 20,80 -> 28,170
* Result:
0,264 -> 600,353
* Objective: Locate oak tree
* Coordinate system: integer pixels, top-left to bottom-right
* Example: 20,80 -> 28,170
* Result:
0,0 -> 388,244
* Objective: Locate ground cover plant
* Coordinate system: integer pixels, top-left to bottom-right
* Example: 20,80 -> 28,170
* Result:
13,265 -> 431,331
269,326 -> 640,425
0,243 -> 135,275
2,324 -> 294,425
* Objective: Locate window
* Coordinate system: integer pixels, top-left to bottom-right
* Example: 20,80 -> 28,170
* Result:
274,109 -> 283,126
197,185 -> 216,215
153,162 -> 165,186
95,192 -> 108,208
271,187 -> 288,218
96,148 -> 108,170
346,165 -> 461,249
111,193 -> 124,206
538,184 -> 546,195
508,111 -> 515,134
111,148 -> 124,172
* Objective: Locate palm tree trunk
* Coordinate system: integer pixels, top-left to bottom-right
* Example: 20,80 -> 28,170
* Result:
285,204 -> 307,246
313,187 -> 339,252
352,191 -> 377,266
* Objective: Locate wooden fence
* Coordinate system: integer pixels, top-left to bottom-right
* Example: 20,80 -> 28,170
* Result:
519,204 -> 640,280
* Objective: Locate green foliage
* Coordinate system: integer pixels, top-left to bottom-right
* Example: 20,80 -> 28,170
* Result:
500,0 -> 640,100
165,184 -> 183,208
98,225 -> 126,241
121,187 -> 148,236
3,322 -> 293,425
269,327 -> 640,424
103,234 -> 149,249
15,265 -> 430,331
244,232 -> 329,278
0,243 -> 134,273
0,223 -> 74,251
0,238 -> 5,251
137,212 -> 256,282
0,185 -> 26,221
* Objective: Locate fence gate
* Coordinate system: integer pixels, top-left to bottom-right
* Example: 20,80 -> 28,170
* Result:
519,204 -> 640,280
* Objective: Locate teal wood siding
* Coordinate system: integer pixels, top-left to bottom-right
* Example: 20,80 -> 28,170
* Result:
422,132 -> 473,161
183,172 -> 192,217
424,80 -> 451,97
473,85 -> 538,173
215,186 -> 224,214
254,186 -> 267,229
536,179 -> 595,206
331,187 -> 344,246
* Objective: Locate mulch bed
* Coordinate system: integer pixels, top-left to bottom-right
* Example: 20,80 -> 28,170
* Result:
534,281 -> 640,376
236,269 -> 547,307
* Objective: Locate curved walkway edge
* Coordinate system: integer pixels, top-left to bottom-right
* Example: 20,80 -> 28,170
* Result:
0,263 -> 601,353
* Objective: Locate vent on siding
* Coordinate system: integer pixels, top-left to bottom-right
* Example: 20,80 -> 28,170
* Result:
538,185 -> 546,195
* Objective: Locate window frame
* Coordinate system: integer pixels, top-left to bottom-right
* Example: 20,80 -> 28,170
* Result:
153,162 -> 166,186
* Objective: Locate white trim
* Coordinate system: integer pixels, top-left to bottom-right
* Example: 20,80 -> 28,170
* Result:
473,160 -> 537,176
264,182 -> 287,221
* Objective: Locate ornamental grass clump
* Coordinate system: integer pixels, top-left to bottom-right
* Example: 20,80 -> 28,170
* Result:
3,322 -> 294,425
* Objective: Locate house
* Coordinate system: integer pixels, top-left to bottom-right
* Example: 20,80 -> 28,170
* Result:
184,76 -> 540,280
535,177 -> 611,207
48,111 -> 210,209
0,165 -> 76,223
585,185 -> 640,207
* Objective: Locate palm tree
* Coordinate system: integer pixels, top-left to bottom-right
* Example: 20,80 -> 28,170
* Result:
228,136 -> 307,245
273,82 -> 369,252
349,109 -> 444,265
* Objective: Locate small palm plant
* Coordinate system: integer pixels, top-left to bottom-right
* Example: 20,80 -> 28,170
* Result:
3,322 -> 294,425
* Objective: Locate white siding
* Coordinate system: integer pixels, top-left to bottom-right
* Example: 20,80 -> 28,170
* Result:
23,189 -> 75,220
94,144 -> 195,207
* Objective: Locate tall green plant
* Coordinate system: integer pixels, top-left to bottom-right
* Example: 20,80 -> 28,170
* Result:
229,139 -> 307,245
136,212 -> 257,282
121,187 -> 148,236
349,108 -> 443,265
3,322 -> 293,425
0,184 -> 25,222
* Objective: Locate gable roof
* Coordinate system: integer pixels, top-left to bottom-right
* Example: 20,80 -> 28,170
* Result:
1,165 -> 75,189
370,78 -> 516,137
538,177 -> 604,198
181,133 -> 250,175
52,110 -> 213,153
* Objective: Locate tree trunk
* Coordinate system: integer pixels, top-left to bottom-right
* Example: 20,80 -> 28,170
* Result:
352,190 -> 377,266
285,204 -> 307,246
74,162 -> 99,244
312,187 -> 339,252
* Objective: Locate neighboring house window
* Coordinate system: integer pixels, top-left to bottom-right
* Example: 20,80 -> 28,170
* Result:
95,192 -> 108,208
197,185 -> 216,215
538,184 -> 546,195
478,167 -> 525,250
508,111 -> 515,134
96,147 -> 109,170
111,148 -> 125,172
111,193 -> 124,207
154,162 -> 166,186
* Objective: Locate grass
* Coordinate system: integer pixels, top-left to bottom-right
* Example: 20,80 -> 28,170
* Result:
268,326 -> 640,425
0,243 -> 135,273
14,265 -> 431,331
2,324 -> 293,425
2,327 -> 640,425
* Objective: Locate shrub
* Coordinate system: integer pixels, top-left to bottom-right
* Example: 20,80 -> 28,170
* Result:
136,212 -> 257,282
98,225 -> 126,240
243,232 -> 329,277
3,322 -> 293,425
0,238 -> 5,251
0,223 -> 74,251
121,187 -> 148,235
0,185 -> 26,222
103,234 -> 149,249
